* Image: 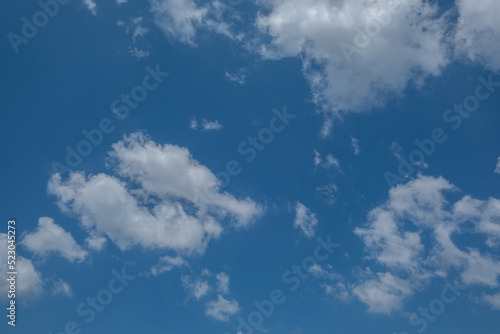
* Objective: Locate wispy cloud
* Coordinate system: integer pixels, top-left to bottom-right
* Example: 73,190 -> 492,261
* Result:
182,275 -> 212,300
83,0 -> 97,15
51,279 -> 73,297
190,117 -> 223,131
205,295 -> 240,321
351,136 -> 360,155
151,256 -> 187,276
294,202 -> 318,238
313,149 -> 342,173
225,68 -> 246,84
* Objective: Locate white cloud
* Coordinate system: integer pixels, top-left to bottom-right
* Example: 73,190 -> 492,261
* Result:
83,0 -> 97,15
355,208 -> 424,270
352,175 -> 500,313
256,0 -> 449,136
316,183 -> 337,205
309,264 -> 341,280
460,249 -> 500,287
201,119 -> 222,131
454,0 -> 500,72
353,272 -> 413,314
205,295 -> 240,321
118,17 -> 149,42
313,150 -> 342,172
182,270 -> 239,321
151,256 -> 187,276
324,154 -> 341,171
117,17 -> 150,58
85,233 -> 107,251
390,141 -> 404,159
323,281 -> 351,302
48,132 -> 262,253
453,195 -> 500,248
390,141 -> 428,169
51,279 -> 73,297
150,0 -> 242,46
216,272 -> 230,294
182,275 -> 211,300
151,0 -> 208,46
116,0 -> 127,4
313,149 -> 322,167
225,69 -> 246,84
495,157 -> 500,174
314,150 -> 342,173
310,265 -> 351,301
351,136 -> 360,155
0,234 -> 43,300
129,47 -> 150,59
294,202 -> 318,238
22,217 -> 88,263
190,117 -> 198,129
484,293 -> 500,310
190,117 -> 223,131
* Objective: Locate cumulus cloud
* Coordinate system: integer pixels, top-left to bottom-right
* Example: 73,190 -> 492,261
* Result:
48,132 -> 262,254
452,195 -> 500,248
22,217 -> 88,263
352,175 -> 500,313
0,234 -> 43,300
355,208 -> 424,270
353,272 -> 413,314
454,0 -> 500,72
205,295 -> 240,321
257,0 -> 449,135
294,202 -> 318,238
85,233 -> 107,251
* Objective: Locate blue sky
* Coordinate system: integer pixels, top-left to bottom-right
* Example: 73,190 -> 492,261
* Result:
2,0 -> 500,333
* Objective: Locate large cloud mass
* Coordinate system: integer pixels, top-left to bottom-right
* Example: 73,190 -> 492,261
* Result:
352,176 -> 500,314
48,132 -> 262,253
257,0 -> 449,133
455,0 -> 500,72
